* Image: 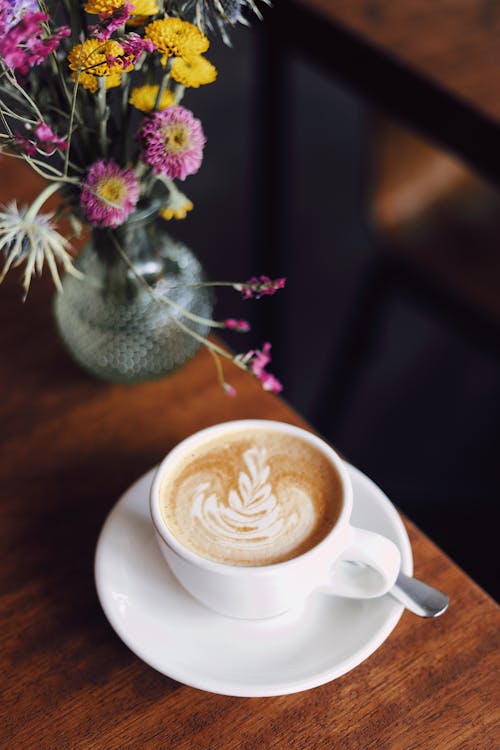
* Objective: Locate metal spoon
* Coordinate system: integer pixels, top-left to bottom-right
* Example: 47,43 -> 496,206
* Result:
389,571 -> 450,618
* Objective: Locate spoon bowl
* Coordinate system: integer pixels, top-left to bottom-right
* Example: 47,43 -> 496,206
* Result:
389,571 -> 450,618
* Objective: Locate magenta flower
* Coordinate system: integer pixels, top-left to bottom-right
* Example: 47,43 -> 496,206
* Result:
240,342 -> 283,393
225,318 -> 250,332
235,275 -> 286,300
0,12 -> 70,74
120,32 -> 156,59
14,133 -> 37,156
90,2 -> 134,40
106,33 -> 156,67
34,123 -> 68,154
80,160 -> 140,228
137,106 -> 206,180
14,122 -> 67,157
223,382 -> 237,397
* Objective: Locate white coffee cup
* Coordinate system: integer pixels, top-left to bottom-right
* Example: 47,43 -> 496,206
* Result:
150,420 -> 401,619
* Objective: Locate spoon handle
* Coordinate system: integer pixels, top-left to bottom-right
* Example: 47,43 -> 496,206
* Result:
389,571 -> 450,618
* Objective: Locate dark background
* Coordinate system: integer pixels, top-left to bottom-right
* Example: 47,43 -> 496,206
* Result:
168,16 -> 499,600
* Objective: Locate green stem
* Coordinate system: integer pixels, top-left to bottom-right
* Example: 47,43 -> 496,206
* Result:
97,78 -> 109,158
108,231 -> 247,370
173,83 -> 185,105
153,67 -> 171,111
121,72 -> 132,162
25,182 -> 63,221
4,69 -> 45,121
64,58 -> 83,176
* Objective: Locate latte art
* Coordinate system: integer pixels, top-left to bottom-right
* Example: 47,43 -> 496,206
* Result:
159,428 -> 342,565
191,447 -> 315,550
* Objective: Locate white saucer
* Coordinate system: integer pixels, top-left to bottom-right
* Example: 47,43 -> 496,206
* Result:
95,464 -> 413,697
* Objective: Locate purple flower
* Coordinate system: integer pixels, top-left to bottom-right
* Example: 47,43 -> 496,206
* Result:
225,318 -> 250,332
14,133 -> 37,155
0,0 -> 38,35
13,122 -> 67,156
120,32 -> 156,59
80,160 -> 140,228
106,33 -> 156,68
34,122 -> 68,154
90,2 -> 134,40
223,382 -> 237,397
0,11 -> 70,74
137,106 -> 206,181
240,342 -> 283,393
235,275 -> 286,300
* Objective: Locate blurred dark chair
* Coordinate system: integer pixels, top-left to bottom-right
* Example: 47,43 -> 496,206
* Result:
314,117 -> 500,431
371,119 -> 500,320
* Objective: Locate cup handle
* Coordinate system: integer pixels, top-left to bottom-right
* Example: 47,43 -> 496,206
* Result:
325,526 -> 401,599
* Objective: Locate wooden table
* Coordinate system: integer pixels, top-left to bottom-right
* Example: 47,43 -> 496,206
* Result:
1,166 -> 499,748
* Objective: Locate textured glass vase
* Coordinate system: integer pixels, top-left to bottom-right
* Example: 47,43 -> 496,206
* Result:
54,204 -> 213,384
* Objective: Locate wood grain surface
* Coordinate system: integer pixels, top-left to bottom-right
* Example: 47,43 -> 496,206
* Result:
1,166 -> 499,748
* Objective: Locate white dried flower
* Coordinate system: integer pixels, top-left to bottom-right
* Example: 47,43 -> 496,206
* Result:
0,201 -> 81,299
184,0 -> 270,43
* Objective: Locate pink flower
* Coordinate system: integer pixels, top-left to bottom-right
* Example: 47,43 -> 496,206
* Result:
240,342 -> 283,393
225,318 -> 250,332
14,122 -> 67,156
106,33 -> 156,67
137,106 -> 206,180
0,12 -> 70,74
34,122 -> 68,154
121,32 -> 156,58
81,160 -> 140,228
235,275 -> 286,300
14,133 -> 37,156
223,383 -> 237,397
90,3 -> 134,40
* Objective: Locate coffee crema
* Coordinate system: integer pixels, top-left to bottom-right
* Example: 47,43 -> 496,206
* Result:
159,428 -> 343,566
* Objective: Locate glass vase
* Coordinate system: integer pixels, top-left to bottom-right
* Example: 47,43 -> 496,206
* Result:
53,204 -> 213,384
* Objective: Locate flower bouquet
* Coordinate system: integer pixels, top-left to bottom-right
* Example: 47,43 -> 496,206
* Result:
0,0 -> 283,394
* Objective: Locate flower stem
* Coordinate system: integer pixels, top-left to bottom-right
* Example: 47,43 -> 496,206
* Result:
64,51 -> 83,177
25,182 -> 62,221
108,231 -> 247,370
97,78 -> 109,158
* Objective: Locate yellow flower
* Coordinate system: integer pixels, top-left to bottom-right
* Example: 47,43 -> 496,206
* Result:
160,193 -> 194,220
68,39 -> 132,93
129,84 -> 175,112
145,18 -> 209,65
170,55 -> 217,88
84,0 -> 125,13
127,0 -> 159,26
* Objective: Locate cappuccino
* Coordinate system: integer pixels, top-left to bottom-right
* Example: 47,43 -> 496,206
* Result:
159,427 -> 342,566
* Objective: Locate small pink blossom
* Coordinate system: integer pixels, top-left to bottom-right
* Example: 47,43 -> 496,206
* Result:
225,318 -> 250,332
34,122 -> 68,154
235,275 -> 286,300
14,133 -> 37,156
121,32 -> 156,58
240,342 -> 283,393
81,160 -> 139,228
13,123 -> 67,157
106,33 -> 156,67
137,106 -> 206,181
0,12 -> 70,74
90,2 -> 134,40
223,383 -> 237,397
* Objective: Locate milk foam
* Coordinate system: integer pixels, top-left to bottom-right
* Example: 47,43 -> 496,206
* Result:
159,429 -> 342,566
190,447 -> 315,550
